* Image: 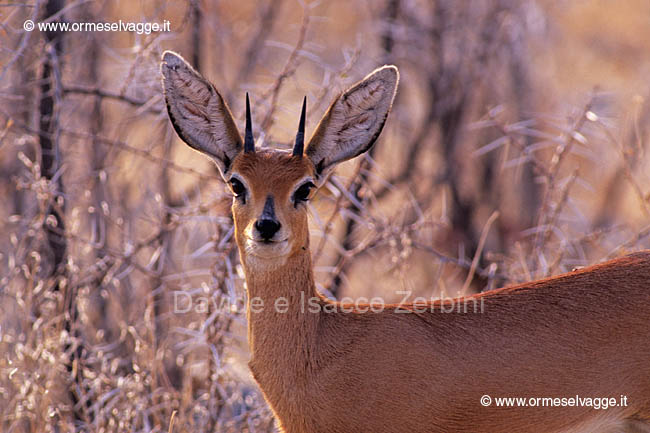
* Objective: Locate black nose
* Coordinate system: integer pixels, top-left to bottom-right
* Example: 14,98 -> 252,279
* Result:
255,219 -> 281,241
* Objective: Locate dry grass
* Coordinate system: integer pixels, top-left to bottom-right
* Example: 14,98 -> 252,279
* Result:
1,0 -> 650,431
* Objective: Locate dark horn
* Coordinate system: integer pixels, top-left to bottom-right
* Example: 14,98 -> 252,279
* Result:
244,92 -> 255,153
293,96 -> 306,157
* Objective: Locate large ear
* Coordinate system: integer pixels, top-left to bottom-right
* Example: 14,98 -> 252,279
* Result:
161,50 -> 243,179
305,65 -> 399,182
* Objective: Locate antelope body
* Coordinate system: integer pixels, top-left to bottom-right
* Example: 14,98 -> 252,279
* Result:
161,51 -> 650,433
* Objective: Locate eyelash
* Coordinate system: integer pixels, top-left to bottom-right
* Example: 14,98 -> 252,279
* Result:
230,178 -> 247,202
293,182 -> 315,206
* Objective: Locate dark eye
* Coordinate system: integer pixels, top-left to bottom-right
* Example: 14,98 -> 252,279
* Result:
293,182 -> 315,206
229,178 -> 247,200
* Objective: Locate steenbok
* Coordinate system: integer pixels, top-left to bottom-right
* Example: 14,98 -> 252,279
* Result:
161,50 -> 650,433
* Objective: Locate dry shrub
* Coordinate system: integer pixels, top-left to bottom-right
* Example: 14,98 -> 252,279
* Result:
1,1 -> 649,432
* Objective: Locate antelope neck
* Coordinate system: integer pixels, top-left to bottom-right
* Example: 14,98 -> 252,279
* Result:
243,249 -> 322,373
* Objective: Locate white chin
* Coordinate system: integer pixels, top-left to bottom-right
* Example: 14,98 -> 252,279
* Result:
244,239 -> 290,261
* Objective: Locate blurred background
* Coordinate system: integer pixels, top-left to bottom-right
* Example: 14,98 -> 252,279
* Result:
1,0 -> 650,431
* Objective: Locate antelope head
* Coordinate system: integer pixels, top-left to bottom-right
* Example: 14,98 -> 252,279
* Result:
161,51 -> 398,268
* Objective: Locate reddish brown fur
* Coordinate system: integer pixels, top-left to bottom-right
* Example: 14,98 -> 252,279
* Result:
230,149 -> 650,433
237,187 -> 650,432
161,52 -> 650,432
231,150 -> 316,259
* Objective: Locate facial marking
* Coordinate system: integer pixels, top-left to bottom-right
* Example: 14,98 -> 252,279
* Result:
292,176 -> 315,195
261,195 -> 276,220
230,149 -> 316,262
